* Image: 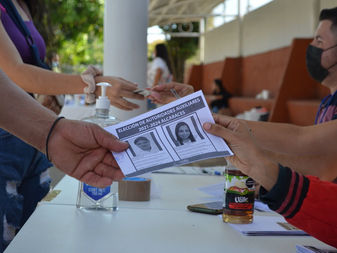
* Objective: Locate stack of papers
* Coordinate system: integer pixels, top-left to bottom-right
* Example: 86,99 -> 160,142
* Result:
154,166 -> 204,175
229,215 -> 308,236
296,245 -> 337,253
254,200 -> 272,212
156,166 -> 227,176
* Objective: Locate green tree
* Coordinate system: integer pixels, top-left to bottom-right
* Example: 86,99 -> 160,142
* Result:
29,0 -> 104,73
160,23 -> 199,82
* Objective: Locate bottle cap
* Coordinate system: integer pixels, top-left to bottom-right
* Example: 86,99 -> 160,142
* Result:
96,82 -> 111,110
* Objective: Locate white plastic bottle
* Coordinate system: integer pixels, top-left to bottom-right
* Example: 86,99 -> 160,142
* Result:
76,82 -> 120,211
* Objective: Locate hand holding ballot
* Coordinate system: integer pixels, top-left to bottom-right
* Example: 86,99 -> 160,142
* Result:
48,119 -> 128,187
203,114 -> 279,191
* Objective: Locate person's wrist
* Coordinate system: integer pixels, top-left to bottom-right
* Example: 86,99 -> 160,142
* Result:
251,157 -> 279,191
36,114 -> 58,154
45,117 -> 66,161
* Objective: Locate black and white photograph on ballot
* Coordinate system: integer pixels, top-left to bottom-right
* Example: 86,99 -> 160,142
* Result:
129,133 -> 162,157
163,114 -> 223,160
124,131 -> 173,172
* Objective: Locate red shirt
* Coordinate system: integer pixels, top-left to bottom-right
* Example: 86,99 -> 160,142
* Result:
260,165 -> 337,248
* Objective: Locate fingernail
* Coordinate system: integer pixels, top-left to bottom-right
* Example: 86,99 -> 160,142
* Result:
203,122 -> 211,130
119,141 -> 128,146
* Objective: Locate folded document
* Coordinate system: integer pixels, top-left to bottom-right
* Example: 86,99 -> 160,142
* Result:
229,215 -> 308,236
296,245 -> 337,253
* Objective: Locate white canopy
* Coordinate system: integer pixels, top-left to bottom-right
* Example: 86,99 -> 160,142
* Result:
148,0 -> 225,26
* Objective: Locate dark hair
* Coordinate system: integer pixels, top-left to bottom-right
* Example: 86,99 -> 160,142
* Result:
134,136 -> 149,145
175,122 -> 195,145
319,7 -> 337,34
155,43 -> 172,73
22,0 -> 35,16
214,79 -> 225,93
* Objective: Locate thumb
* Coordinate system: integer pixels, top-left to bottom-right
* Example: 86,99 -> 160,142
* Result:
94,126 -> 129,152
203,122 -> 235,144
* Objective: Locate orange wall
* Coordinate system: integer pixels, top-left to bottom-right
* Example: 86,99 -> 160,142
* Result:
270,39 -> 329,123
185,65 -> 203,92
221,57 -> 242,96
186,61 -> 225,94
201,61 -> 224,94
241,47 -> 291,97
185,38 -> 330,125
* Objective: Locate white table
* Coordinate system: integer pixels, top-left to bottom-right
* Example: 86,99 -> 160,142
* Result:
5,173 -> 335,253
59,104 -> 95,120
44,173 -> 224,210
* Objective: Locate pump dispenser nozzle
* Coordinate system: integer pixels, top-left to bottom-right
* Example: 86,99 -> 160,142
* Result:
96,82 -> 111,110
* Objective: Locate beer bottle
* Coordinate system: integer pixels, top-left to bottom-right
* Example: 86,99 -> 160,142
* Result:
223,162 -> 255,224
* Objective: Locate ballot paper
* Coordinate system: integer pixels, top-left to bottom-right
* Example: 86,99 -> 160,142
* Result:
296,245 -> 337,253
228,215 -> 308,236
105,91 -> 233,176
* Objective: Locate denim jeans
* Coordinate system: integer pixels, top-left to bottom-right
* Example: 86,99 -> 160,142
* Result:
0,129 -> 51,252
147,98 -> 157,111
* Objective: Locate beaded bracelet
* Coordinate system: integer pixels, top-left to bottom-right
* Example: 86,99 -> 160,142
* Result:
46,116 -> 65,161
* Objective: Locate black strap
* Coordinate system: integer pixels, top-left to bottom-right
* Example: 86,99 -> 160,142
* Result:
0,0 -> 50,69
45,117 -> 65,161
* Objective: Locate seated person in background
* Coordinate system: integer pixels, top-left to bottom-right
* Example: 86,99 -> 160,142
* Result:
202,115 -> 337,248
210,79 -> 232,114
175,122 -> 196,145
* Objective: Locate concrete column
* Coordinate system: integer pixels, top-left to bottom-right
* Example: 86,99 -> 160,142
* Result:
238,0 -> 243,56
199,18 -> 206,63
104,0 -> 148,121
312,0 -> 320,31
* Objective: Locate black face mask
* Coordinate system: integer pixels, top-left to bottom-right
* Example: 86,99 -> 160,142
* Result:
306,44 -> 337,82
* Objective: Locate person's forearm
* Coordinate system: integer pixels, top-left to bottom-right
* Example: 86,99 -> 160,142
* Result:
0,69 -> 56,152
245,120 -> 337,156
262,149 -> 337,181
0,24 -> 86,95
6,63 -> 85,95
245,120 -> 303,153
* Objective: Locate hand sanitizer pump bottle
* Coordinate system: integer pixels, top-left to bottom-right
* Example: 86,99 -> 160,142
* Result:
76,82 -> 120,211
